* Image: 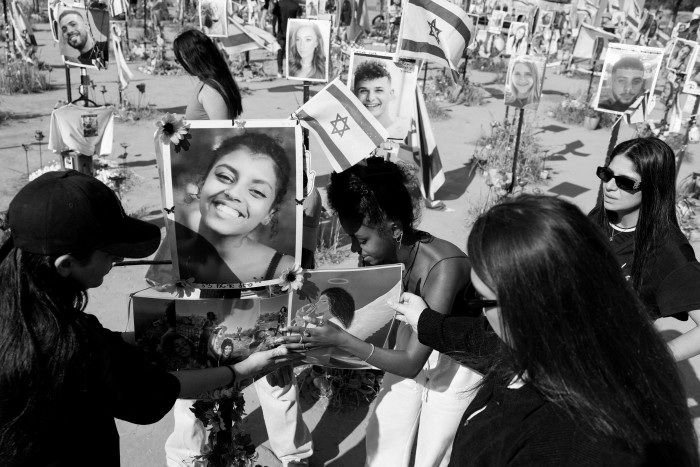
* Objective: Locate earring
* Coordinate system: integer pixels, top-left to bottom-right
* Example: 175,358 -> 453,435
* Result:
394,230 -> 403,246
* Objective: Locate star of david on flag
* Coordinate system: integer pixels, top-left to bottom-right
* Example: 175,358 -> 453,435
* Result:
395,0 -> 474,82
295,78 -> 389,173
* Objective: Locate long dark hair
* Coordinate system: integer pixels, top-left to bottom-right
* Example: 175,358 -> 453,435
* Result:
327,157 -> 421,236
592,137 -> 679,291
288,22 -> 326,79
0,248 -> 91,461
468,195 -> 697,461
173,28 -> 243,118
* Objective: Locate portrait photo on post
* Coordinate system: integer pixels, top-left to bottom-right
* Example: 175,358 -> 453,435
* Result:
593,43 -> 664,115
56,4 -> 109,69
199,0 -> 228,37
682,47 -> 700,95
288,265 -> 402,369
285,19 -> 331,82
666,38 -> 697,74
133,292 -> 289,371
305,0 -> 319,18
504,54 -> 545,110
347,49 -> 419,140
160,120 -> 302,289
488,10 -> 506,34
505,21 -> 528,56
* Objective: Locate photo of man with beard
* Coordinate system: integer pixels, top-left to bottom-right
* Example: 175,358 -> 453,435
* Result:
57,8 -> 109,68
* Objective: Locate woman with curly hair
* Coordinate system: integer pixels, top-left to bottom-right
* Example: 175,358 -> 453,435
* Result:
281,157 -> 481,467
287,21 -> 327,80
590,137 -> 700,361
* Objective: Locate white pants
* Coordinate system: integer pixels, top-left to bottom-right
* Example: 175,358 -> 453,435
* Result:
254,375 -> 313,464
165,399 -> 207,467
365,327 -> 482,467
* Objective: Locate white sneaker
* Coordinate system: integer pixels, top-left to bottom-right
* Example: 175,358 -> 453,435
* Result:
277,72 -> 283,78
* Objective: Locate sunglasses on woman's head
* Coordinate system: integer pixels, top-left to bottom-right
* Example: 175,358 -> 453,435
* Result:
596,166 -> 641,191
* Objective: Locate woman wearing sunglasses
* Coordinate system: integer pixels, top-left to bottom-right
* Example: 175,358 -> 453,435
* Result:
591,137 -> 700,361
386,195 -> 698,465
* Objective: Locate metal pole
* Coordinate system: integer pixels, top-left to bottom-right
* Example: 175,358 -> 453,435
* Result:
422,62 -> 428,94
144,0 -> 148,38
303,81 -> 310,151
65,66 -> 72,102
594,116 -> 622,206
508,108 -> 525,193
585,60 -> 596,103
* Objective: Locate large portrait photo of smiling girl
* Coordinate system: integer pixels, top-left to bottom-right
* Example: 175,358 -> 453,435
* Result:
161,120 -> 302,289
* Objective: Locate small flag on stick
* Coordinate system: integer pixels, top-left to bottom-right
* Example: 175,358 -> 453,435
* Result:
295,78 -> 389,173
414,88 -> 445,199
395,0 -> 474,82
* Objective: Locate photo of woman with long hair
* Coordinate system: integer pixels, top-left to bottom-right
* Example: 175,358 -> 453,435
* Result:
504,55 -> 544,109
167,125 -> 300,287
667,39 -> 695,73
505,22 -> 528,56
173,29 -> 243,120
286,19 -> 330,82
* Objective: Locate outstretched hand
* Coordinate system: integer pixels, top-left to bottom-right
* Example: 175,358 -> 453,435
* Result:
276,315 -> 348,351
389,292 -> 428,333
236,346 -> 303,380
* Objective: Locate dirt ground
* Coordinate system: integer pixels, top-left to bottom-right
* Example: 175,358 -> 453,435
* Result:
2,16 -> 700,467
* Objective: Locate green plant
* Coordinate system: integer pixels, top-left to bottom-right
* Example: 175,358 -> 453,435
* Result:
0,58 -> 52,94
424,92 -> 449,120
315,213 -> 352,266
114,100 -> 159,122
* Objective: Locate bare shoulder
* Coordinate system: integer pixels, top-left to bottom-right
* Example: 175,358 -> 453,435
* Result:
419,234 -> 469,268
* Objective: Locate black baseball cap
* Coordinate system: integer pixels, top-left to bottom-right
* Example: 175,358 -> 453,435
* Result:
6,170 -> 160,258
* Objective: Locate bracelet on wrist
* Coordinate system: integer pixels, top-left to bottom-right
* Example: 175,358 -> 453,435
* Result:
362,343 -> 375,362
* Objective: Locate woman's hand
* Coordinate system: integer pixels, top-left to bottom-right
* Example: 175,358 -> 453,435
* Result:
389,292 -> 428,333
277,315 -> 349,351
233,346 -> 303,380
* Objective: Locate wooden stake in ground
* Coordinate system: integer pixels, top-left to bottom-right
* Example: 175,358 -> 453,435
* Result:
508,108 -> 525,193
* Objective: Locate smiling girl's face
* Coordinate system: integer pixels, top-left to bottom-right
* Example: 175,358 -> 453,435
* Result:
512,62 -> 535,97
199,147 -> 279,237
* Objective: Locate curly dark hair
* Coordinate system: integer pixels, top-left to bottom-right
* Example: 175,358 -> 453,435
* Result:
327,157 -> 421,235
353,60 -> 391,93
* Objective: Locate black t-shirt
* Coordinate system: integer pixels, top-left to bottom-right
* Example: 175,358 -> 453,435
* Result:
604,224 -> 700,321
26,314 -> 180,467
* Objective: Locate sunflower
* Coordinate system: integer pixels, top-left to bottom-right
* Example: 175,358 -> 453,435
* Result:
156,113 -> 190,146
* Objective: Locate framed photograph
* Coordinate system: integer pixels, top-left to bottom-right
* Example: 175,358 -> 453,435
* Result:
288,265 -> 402,369
133,292 -> 289,371
347,49 -> 419,140
666,38 -> 697,74
504,55 -> 546,110
10,0 -> 38,58
160,120 -> 302,289
199,0 -> 228,37
286,18 -> 331,83
683,47 -> 700,96
505,22 -> 528,56
537,10 -> 554,30
593,43 -> 664,115
55,4 -> 109,69
571,23 -> 617,61
488,10 -> 506,34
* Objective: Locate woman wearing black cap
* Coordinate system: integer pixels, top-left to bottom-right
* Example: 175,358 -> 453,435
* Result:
0,170 -> 301,467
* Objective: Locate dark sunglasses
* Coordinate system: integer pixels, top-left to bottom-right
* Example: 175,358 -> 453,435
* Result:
596,166 -> 641,191
466,299 -> 499,313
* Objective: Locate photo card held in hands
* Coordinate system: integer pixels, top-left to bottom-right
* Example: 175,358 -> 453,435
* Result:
132,291 -> 290,371
158,119 -> 302,289
288,264 -> 403,370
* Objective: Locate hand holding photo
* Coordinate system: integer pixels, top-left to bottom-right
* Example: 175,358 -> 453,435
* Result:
593,43 -> 664,115
283,265 -> 403,369
286,19 -> 331,82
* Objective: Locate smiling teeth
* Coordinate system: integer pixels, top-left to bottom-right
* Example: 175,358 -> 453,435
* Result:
215,203 -> 244,218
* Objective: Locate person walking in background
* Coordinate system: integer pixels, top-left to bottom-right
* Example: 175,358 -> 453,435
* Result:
275,0 -> 298,78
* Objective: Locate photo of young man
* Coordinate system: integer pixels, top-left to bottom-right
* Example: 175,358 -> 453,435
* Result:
348,51 -> 418,140
57,7 -> 109,68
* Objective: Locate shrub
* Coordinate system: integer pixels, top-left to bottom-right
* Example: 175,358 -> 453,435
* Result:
0,59 -> 52,94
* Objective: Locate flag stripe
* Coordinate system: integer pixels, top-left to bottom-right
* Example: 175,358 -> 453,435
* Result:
297,109 -> 353,171
407,0 -> 471,45
325,84 -> 386,145
400,39 -> 460,80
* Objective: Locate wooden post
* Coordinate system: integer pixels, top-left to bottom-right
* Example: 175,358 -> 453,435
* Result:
508,108 -> 525,193
303,81 -> 310,150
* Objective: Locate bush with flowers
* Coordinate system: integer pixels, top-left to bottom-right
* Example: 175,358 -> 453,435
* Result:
549,91 -> 618,128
